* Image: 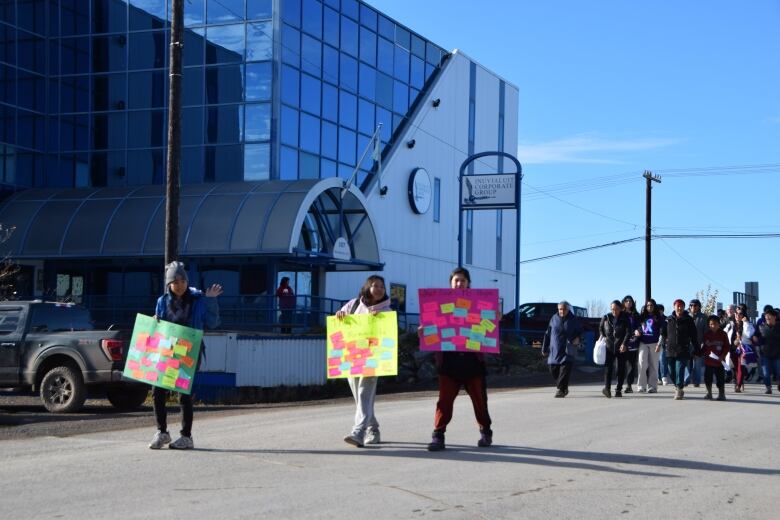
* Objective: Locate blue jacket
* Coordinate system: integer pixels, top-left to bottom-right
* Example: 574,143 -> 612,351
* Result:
542,312 -> 583,364
155,287 -> 221,331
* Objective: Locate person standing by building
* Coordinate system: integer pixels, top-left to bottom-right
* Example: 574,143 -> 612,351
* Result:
599,300 -> 631,398
636,299 -> 663,393
701,315 -> 730,400
621,295 -> 641,393
689,299 -> 708,387
427,267 -> 493,451
756,308 -> 780,394
542,301 -> 583,398
149,261 -> 222,450
276,276 -> 295,334
336,275 -> 392,448
660,299 -> 698,400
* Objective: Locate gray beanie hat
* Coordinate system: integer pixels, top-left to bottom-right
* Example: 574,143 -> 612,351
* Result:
165,261 -> 188,286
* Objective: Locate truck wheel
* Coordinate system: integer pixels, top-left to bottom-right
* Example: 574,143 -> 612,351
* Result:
40,365 -> 86,413
106,385 -> 149,411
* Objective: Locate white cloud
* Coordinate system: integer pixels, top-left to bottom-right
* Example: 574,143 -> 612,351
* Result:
517,134 -> 680,164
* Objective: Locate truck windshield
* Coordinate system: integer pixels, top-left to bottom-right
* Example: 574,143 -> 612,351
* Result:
29,305 -> 95,332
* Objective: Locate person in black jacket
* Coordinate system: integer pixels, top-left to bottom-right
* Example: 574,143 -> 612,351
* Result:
756,308 -> 780,394
660,298 -> 699,400
599,300 -> 632,398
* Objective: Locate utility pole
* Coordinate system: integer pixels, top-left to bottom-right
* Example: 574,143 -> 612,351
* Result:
643,170 -> 662,303
165,0 -> 184,265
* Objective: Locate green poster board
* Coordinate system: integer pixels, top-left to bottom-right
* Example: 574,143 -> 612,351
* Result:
122,314 -> 203,394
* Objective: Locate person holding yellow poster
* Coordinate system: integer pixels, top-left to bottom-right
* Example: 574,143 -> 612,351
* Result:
335,275 -> 392,448
148,261 -> 222,450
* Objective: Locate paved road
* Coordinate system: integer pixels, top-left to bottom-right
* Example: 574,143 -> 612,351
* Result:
2,381 -> 778,519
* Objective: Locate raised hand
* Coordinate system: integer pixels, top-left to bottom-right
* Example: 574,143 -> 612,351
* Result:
205,284 -> 223,298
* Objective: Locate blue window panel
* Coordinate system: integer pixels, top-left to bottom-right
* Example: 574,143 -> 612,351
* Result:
206,105 -> 242,144
427,42 -> 442,65
338,127 -> 356,166
182,107 -> 204,145
302,0 -> 323,39
321,159 -> 337,178
281,0 -> 301,28
357,133 -> 373,170
411,35 -> 426,59
321,121 -> 337,160
246,61 -> 272,101
281,65 -> 300,107
425,63 -> 434,81
337,163 -> 352,180
280,106 -> 299,146
378,15 -> 394,40
410,87 -> 420,105
375,107 -> 391,143
61,37 -> 89,74
377,37 -> 393,75
1,24 -> 15,66
184,0 -> 206,26
129,0 -> 165,31
281,24 -> 300,67
184,29 -> 205,66
91,1 -> 125,33
207,0 -> 244,23
127,149 -> 163,185
359,27 -> 376,66
210,144 -> 243,181
244,143 -> 270,180
323,6 -> 339,47
360,5 -> 378,31
17,72 -> 45,112
394,46 -> 409,82
245,103 -> 271,141
128,71 -> 166,109
410,56 -> 424,89
323,44 -> 339,85
301,34 -> 322,76
206,24 -> 245,64
322,83 -> 338,122
128,111 -> 164,148
206,64 -> 244,104
340,16 -> 358,57
299,151 -> 319,179
247,21 -> 273,61
339,91 -> 356,130
358,63 -> 375,101
323,0 -> 339,9
375,71 -> 393,110
341,0 -> 358,20
300,113 -> 320,153
182,147 -> 204,183
280,146 -> 298,180
395,26 -> 410,50
358,99 -> 374,136
18,30 -> 45,74
300,73 -> 321,116
248,0 -> 273,20
0,66 -> 15,105
129,31 -> 167,69
393,113 -> 403,134
340,53 -> 358,93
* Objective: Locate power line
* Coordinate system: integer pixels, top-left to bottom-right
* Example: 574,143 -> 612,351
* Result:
520,236 -> 644,264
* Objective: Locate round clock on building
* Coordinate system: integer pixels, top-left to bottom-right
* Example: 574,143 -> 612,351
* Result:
407,167 -> 432,214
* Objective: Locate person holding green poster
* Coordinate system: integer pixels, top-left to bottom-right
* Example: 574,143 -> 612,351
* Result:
335,275 -> 392,448
426,267 -> 493,452
149,261 -> 222,450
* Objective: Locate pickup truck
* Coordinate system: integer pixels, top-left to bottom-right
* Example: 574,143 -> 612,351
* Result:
500,302 -> 601,345
0,301 -> 148,413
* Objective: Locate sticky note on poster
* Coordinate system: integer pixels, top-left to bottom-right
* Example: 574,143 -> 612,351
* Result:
418,288 -> 500,354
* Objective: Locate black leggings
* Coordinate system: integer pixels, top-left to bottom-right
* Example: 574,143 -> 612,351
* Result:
604,350 -> 628,389
153,387 -> 193,437
704,365 -> 725,389
625,350 -> 638,387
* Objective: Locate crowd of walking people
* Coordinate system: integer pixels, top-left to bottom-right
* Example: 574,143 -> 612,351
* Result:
544,297 -> 780,402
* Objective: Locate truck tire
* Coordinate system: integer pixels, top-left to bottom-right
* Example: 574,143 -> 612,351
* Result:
40,365 -> 87,413
106,385 -> 149,411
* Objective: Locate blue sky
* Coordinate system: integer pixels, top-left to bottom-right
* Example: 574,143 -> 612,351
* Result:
369,0 -> 780,314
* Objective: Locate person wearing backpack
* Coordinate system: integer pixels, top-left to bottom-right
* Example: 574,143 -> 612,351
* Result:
335,275 -> 392,448
599,300 -> 632,398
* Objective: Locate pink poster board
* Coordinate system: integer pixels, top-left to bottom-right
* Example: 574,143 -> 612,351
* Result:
417,288 -> 500,353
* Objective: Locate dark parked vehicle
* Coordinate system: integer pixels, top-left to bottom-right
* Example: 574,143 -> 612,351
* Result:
501,302 -> 599,345
0,301 -> 148,413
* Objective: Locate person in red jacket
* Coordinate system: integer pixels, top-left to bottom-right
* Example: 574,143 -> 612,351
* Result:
701,315 -> 730,401
276,276 -> 295,333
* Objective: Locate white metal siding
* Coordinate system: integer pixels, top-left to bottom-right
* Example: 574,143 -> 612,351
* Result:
235,336 -> 326,387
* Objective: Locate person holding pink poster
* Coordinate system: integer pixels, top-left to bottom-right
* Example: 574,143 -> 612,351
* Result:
426,267 -> 492,452
148,261 -> 222,450
335,275 -> 392,448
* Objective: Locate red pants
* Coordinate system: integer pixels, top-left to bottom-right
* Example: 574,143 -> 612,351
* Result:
433,373 -> 492,432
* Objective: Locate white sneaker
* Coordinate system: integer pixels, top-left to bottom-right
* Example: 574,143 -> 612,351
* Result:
343,433 -> 364,448
169,436 -> 194,449
365,429 -> 381,445
637,387 -> 647,393
149,431 -> 171,449
662,377 -> 671,386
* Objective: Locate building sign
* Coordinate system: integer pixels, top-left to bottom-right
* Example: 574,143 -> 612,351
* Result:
332,237 -> 352,261
460,173 -> 516,209
408,167 -> 432,214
